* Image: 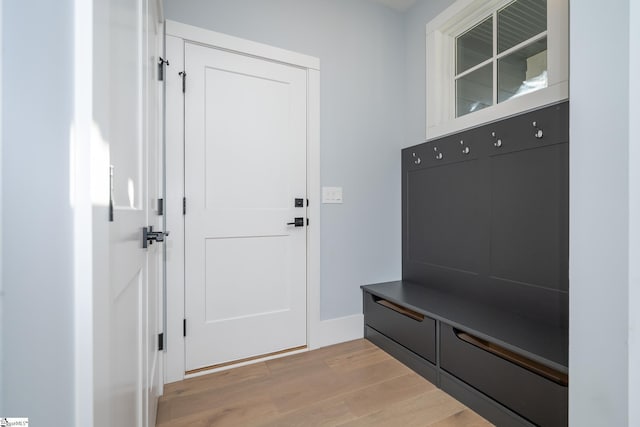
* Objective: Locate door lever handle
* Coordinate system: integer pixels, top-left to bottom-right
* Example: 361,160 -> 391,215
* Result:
143,225 -> 170,248
287,217 -> 304,227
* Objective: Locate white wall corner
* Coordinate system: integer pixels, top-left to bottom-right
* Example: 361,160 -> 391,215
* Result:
306,68 -> 322,352
313,314 -> 364,349
74,0 -> 95,425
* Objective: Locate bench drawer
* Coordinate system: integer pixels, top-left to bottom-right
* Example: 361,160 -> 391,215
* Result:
440,323 -> 567,427
363,292 -> 436,363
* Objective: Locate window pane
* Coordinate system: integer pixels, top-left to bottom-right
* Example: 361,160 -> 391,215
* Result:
456,17 -> 493,74
498,0 -> 547,53
456,63 -> 493,117
498,37 -> 547,103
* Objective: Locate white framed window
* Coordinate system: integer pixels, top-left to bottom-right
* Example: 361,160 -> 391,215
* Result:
426,0 -> 568,139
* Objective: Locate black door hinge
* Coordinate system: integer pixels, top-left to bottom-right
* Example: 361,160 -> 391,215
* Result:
158,333 -> 164,351
178,71 -> 186,93
307,218 -> 309,226
157,198 -> 164,216
183,197 -> 187,215
183,319 -> 187,337
158,57 -> 169,81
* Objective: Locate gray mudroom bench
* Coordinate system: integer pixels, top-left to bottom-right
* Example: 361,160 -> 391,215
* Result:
363,102 -> 569,426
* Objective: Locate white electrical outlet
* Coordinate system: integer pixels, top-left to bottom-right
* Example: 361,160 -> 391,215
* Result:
322,186 -> 343,204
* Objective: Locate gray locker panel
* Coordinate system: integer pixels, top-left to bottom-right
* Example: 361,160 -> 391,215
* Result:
489,143 -> 569,292
402,101 -> 569,327
486,102 -> 569,156
406,158 -> 485,275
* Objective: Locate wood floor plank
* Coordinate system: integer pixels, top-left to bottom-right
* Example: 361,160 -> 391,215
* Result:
428,409 -> 494,427
324,346 -> 392,372
265,339 -> 374,376
256,397 -> 356,427
337,390 -> 466,427
269,358 -> 409,413
156,339 -> 493,427
157,396 -> 277,427
160,372 -> 277,420
343,373 -> 437,417
162,361 -> 271,399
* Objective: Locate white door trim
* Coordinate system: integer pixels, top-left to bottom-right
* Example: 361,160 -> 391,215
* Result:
164,20 -> 321,384
165,20 -> 320,71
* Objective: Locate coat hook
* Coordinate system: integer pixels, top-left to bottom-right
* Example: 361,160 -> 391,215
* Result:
412,152 -> 421,165
491,131 -> 502,148
532,121 -> 544,139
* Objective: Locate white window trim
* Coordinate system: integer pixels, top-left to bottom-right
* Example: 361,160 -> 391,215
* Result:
426,0 -> 568,139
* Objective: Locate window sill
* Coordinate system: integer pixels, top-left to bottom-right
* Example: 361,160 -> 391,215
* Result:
426,81 -> 568,140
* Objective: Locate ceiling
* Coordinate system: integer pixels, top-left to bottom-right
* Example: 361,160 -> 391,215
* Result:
367,0 -> 418,12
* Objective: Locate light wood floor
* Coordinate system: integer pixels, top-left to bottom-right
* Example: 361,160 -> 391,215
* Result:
157,339 -> 493,427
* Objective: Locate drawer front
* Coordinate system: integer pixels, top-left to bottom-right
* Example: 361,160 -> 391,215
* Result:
363,292 -> 436,363
440,324 -> 567,427
365,326 -> 438,384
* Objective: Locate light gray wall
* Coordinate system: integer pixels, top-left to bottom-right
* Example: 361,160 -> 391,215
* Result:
1,1 -> 75,423
163,0 -> 406,319
403,0 -> 455,147
569,1 -> 633,425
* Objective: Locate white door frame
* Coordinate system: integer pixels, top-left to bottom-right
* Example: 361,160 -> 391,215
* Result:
164,20 -> 321,383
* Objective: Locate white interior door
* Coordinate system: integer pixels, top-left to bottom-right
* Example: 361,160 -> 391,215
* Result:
93,0 -> 162,426
106,0 -> 147,423
184,42 -> 308,371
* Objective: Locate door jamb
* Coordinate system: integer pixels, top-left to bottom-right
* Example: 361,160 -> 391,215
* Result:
163,20 -> 321,384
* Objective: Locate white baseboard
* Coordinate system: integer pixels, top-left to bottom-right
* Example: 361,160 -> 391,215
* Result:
313,314 -> 364,349
181,314 -> 365,380
183,346 -> 309,380
165,314 -> 364,385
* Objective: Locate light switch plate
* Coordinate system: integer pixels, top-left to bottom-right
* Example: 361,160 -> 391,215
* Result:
322,186 -> 343,204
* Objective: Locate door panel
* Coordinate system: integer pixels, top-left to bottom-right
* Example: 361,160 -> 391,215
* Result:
203,67 -> 291,211
112,272 -> 143,423
184,42 -> 307,371
205,236 -> 290,322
